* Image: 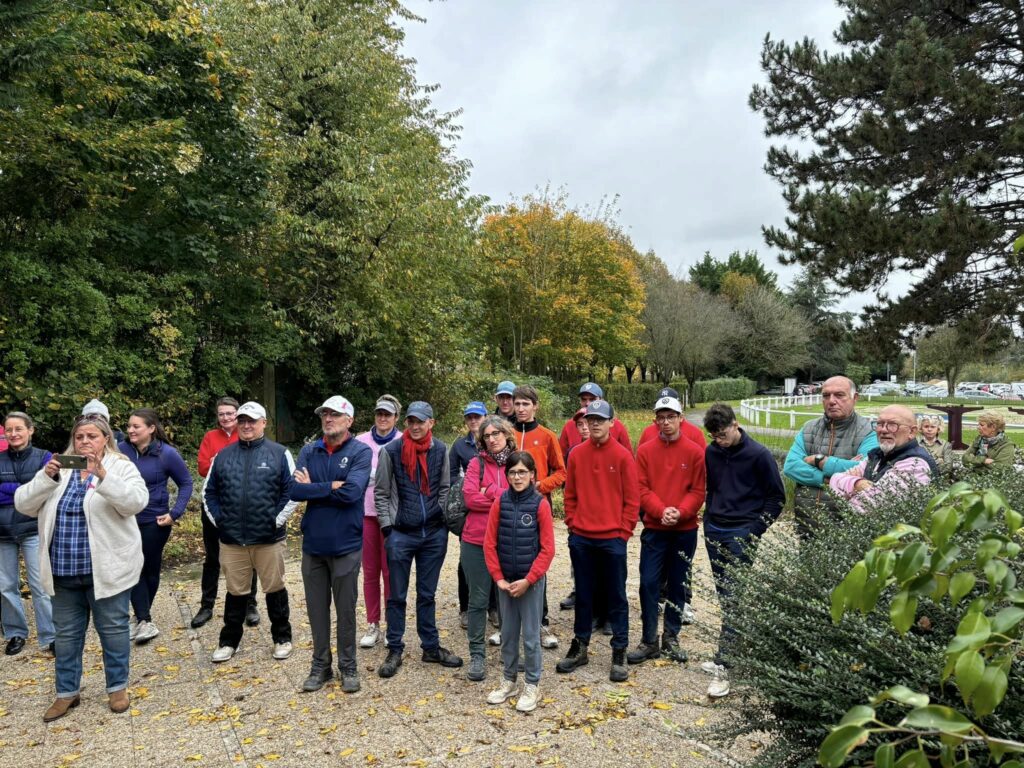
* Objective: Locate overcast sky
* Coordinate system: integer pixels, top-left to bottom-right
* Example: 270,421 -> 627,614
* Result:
398,0 -> 899,315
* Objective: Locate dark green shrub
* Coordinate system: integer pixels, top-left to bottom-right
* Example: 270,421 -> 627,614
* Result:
692,377 -> 755,403
706,475 -> 1024,768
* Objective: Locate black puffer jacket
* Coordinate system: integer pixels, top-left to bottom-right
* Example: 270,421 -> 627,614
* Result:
0,445 -> 51,541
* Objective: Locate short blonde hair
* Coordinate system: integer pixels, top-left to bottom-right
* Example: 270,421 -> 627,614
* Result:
977,410 -> 1006,432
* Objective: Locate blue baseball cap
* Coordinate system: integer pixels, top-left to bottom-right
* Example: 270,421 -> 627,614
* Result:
495,380 -> 516,396
658,387 -> 680,400
584,400 -> 613,420
406,401 -> 434,421
579,382 -> 604,398
463,401 -> 487,417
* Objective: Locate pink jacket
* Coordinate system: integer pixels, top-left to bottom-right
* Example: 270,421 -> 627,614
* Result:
355,431 -> 398,518
829,454 -> 932,514
461,454 -> 508,546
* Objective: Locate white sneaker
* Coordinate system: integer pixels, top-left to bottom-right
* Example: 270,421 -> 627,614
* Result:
700,660 -> 725,675
540,629 -> 558,649
516,683 -> 540,712
487,678 -> 518,705
360,624 -> 381,648
488,631 -> 501,646
273,642 -> 293,660
128,618 -> 139,641
681,603 -> 696,625
708,669 -> 730,698
134,620 -> 160,644
212,645 -> 236,663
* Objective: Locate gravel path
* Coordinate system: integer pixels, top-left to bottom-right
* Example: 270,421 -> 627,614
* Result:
0,520 -> 759,768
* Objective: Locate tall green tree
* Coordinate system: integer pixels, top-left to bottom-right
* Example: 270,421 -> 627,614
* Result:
214,0 -> 484,414
688,250 -> 778,295
0,0 -> 288,443
728,286 -> 811,384
752,1 -> 1024,330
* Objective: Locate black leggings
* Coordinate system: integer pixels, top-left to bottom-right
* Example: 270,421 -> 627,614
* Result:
131,521 -> 172,621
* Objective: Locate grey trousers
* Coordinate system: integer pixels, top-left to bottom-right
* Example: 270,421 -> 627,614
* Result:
498,575 -> 545,685
460,541 -> 492,659
301,549 -> 361,673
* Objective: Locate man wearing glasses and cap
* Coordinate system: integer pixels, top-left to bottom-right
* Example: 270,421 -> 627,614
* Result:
374,401 -> 462,678
202,402 -> 297,664
637,387 -> 707,450
290,396 -> 372,693
494,381 -> 517,423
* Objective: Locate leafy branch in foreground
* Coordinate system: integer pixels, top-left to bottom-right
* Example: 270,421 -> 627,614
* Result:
823,484 -> 1024,767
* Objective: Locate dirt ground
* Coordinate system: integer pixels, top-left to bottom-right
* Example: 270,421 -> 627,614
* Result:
0,521 -> 759,768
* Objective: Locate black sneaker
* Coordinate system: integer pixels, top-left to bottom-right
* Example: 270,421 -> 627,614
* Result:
661,635 -> 688,663
190,607 -> 214,629
245,603 -> 260,627
559,591 -> 576,610
555,637 -> 588,674
422,646 -> 463,668
5,637 -> 25,656
301,666 -> 333,692
610,648 -> 628,682
378,650 -> 403,678
340,668 -> 360,693
626,641 -> 661,665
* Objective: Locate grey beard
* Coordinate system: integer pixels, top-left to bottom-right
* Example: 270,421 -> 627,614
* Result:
879,441 -> 895,454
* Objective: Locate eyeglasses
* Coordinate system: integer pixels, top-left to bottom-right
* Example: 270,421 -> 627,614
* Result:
655,414 -> 680,423
217,411 -> 236,419
482,431 -> 504,441
507,470 -> 531,478
874,420 -> 910,432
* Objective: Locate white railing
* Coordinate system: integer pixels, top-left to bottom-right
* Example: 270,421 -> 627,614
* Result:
740,395 -> 822,430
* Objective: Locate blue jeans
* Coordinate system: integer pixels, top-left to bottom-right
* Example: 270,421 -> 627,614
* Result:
638,528 -> 697,643
0,536 -> 55,647
51,575 -> 131,696
384,527 -> 448,653
498,576 -> 544,684
568,534 -> 629,649
703,521 -> 757,668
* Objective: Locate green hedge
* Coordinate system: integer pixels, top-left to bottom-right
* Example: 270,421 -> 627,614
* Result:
691,377 -> 755,404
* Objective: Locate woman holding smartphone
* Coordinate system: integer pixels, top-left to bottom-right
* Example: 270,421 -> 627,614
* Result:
120,408 -> 193,644
15,412 -> 148,722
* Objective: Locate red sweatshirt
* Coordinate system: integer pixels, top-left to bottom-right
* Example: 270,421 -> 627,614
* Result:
559,417 -> 632,462
564,437 -> 640,540
484,495 -> 555,585
638,420 -> 707,450
197,428 -> 239,478
636,435 -> 706,531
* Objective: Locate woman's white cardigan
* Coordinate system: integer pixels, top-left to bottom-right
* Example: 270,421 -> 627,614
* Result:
15,455 -> 148,599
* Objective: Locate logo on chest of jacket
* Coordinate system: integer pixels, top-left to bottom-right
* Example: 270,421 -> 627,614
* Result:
340,457 -> 349,469
257,461 -> 271,470
520,513 -> 533,526
680,463 -> 689,470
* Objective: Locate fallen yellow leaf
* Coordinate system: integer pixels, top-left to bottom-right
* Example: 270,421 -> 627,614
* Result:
651,701 -> 673,710
339,748 -> 355,757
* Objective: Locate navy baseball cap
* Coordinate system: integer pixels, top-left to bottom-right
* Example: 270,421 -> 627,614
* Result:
463,401 -> 487,417
584,400 -> 613,420
657,387 -> 680,399
579,382 -> 604,398
495,381 -> 516,396
406,401 -> 434,421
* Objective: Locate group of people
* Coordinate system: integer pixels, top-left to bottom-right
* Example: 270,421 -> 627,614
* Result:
0,373 -> 1011,722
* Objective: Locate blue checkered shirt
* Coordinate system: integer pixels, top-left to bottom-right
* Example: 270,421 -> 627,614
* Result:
50,472 -> 93,576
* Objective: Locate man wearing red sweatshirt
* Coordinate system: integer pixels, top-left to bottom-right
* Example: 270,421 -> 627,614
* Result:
558,382 -> 632,462
192,397 -> 259,629
557,400 -> 640,683
628,396 -> 705,666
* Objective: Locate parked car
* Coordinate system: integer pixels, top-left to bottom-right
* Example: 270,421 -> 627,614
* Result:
955,389 -> 1001,400
919,386 -> 949,398
756,386 -> 786,396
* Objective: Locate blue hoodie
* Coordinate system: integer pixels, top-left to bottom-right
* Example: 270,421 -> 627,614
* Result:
290,435 -> 373,557
119,440 -> 194,524
704,429 -> 785,533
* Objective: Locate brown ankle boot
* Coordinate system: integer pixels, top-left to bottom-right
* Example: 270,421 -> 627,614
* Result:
108,689 -> 130,713
43,695 -> 80,722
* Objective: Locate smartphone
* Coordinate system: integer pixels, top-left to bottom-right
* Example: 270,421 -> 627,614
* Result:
54,454 -> 89,470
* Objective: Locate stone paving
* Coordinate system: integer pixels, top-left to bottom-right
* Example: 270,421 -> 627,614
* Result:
0,522 -> 758,768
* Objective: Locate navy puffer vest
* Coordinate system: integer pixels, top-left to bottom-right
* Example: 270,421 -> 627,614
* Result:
383,438 -> 447,534
0,445 -> 49,541
210,438 -> 288,545
496,486 -> 542,582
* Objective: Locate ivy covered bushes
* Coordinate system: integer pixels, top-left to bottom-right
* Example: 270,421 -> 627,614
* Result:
708,471 -> 1023,768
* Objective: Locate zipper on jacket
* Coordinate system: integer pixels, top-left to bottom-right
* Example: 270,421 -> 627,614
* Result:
241,444 -> 251,544
511,498 -> 519,580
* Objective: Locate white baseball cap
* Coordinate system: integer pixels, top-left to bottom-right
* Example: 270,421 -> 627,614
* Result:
653,396 -> 683,414
236,401 -> 267,420
315,396 -> 354,418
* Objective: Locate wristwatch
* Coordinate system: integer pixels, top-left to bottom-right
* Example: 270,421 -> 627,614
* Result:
814,454 -> 826,470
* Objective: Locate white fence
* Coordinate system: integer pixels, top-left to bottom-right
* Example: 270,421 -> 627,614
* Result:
740,395 -> 822,430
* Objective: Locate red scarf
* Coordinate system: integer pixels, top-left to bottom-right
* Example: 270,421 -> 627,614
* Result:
401,428 -> 433,495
